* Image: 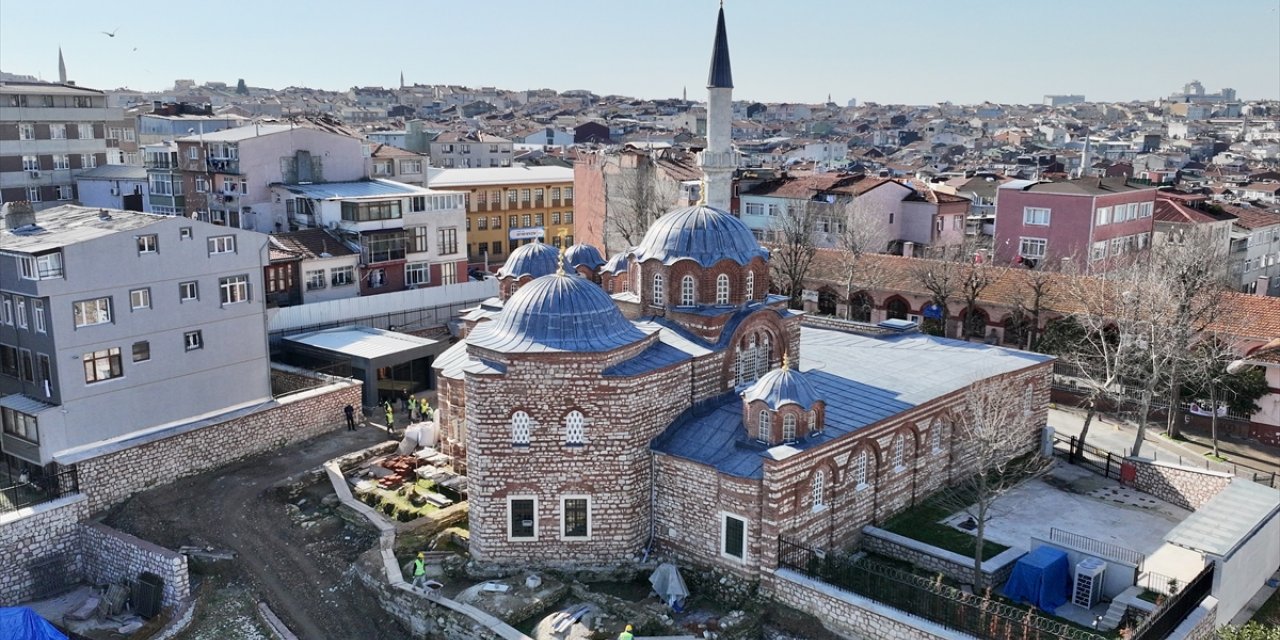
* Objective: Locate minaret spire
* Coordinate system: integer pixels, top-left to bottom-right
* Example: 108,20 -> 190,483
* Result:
698,4 -> 737,210
706,5 -> 733,89
57,47 -> 67,84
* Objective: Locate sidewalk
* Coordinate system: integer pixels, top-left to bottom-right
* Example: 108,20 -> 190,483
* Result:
1048,407 -> 1280,475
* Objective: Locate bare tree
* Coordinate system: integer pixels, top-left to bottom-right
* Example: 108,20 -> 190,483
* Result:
602,157 -> 679,250
830,198 -> 891,321
910,239 -> 990,338
1010,260 -> 1060,351
936,378 -> 1049,588
770,199 -> 822,308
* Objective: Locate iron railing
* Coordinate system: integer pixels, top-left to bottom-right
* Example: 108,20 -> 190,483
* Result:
1137,570 -> 1183,597
777,537 -> 1108,640
0,464 -> 79,515
1131,564 -> 1213,640
1050,527 -> 1146,568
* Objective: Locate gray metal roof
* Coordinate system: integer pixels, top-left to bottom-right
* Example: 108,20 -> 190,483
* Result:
0,393 -> 56,415
75,165 -> 147,181
428,166 -> 573,188
707,6 -> 734,89
742,365 -> 822,410
602,249 -> 633,274
176,123 -> 295,142
632,205 -> 767,268
1165,480 -> 1280,558
0,205 -> 167,254
563,243 -> 605,270
496,241 -> 560,279
283,326 -> 438,360
278,179 -> 423,199
467,273 -> 647,354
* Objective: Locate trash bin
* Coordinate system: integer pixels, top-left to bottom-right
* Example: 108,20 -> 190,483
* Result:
134,572 -> 165,619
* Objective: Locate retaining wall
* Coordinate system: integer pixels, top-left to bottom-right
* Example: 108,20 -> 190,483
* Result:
860,526 -> 1023,587
1125,457 -> 1232,511
0,494 -> 88,606
81,521 -> 189,607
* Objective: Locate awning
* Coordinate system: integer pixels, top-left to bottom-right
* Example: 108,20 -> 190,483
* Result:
1165,481 -> 1280,558
0,394 -> 55,416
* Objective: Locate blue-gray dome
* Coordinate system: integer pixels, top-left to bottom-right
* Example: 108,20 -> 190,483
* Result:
602,249 -> 632,274
742,365 -> 821,410
468,273 -> 646,353
633,205 -> 767,267
563,243 -> 605,270
497,241 -> 559,279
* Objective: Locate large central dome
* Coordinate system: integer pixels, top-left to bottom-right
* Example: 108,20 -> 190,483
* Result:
468,273 -> 646,353
633,205 -> 767,267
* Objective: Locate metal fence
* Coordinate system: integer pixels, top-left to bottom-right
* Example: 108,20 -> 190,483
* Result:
1052,432 -> 1277,489
1051,434 -> 1125,480
777,538 -> 1108,640
1137,570 -> 1183,597
1050,528 -> 1146,568
0,463 -> 79,515
1131,564 -> 1214,640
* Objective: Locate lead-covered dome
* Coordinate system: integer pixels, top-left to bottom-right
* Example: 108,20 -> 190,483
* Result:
468,273 -> 646,353
633,205 -> 767,267
497,241 -> 560,279
743,364 -> 821,410
563,243 -> 605,270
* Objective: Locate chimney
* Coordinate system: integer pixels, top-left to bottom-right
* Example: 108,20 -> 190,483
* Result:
2,201 -> 37,230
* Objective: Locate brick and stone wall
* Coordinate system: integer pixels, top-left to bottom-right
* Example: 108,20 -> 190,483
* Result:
81,522 -> 189,607
0,494 -> 88,606
1168,596 -> 1219,640
653,455 -> 764,582
76,379 -> 361,513
860,526 -> 1023,587
1125,458 -> 1232,511
763,568 -> 975,640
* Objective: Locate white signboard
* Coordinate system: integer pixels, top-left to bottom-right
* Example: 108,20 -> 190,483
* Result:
801,289 -> 819,303
509,227 -> 546,241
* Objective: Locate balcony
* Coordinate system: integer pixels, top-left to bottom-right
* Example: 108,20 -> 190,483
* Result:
205,158 -> 240,174
145,159 -> 177,170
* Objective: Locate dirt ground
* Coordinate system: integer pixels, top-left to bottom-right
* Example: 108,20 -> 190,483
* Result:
103,426 -> 412,640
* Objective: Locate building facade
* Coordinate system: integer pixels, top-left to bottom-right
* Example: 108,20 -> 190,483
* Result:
0,204 -> 271,466
0,82 -> 120,211
429,132 -> 513,169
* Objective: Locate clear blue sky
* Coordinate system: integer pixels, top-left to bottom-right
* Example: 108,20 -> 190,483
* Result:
2,0 -> 1277,105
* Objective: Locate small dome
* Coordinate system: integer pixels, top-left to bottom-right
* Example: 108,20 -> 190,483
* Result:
602,249 -> 632,274
468,273 -> 646,353
743,364 -> 821,411
563,243 -> 605,270
633,205 -> 767,267
497,241 -> 559,279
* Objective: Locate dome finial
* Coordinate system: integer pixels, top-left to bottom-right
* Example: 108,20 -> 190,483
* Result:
556,230 -> 568,276
697,176 -> 707,206
782,350 -> 790,370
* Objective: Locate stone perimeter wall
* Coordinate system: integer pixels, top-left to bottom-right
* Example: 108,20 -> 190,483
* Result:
0,494 -> 88,606
860,526 -> 1023,587
76,379 -> 361,513
81,521 -> 189,607
1125,457 -> 1232,511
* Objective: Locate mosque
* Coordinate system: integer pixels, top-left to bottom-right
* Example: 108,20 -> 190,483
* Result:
433,6 -> 1052,581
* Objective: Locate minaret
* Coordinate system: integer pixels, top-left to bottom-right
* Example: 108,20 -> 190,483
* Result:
698,3 -> 736,211
57,47 -> 67,84
399,70 -> 405,89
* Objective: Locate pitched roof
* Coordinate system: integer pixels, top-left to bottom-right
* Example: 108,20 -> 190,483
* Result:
370,143 -> 422,158
269,229 -> 357,259
1219,204 -> 1280,231
1153,199 -> 1225,225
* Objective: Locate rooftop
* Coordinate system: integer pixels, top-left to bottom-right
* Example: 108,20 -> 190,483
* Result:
175,123 -> 296,142
275,179 -> 431,200
74,164 -> 147,181
283,326 -> 439,361
269,229 -> 358,259
1004,176 -> 1156,196
0,81 -> 103,96
0,205 -> 167,254
1165,479 -> 1280,558
428,166 -> 574,188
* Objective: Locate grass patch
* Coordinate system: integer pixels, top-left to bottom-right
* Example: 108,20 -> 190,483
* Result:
881,496 -> 1009,561
1203,452 -> 1228,463
1137,589 -> 1163,604
1254,586 -> 1280,627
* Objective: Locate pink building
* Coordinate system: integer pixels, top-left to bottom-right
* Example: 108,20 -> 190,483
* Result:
993,177 -> 1158,271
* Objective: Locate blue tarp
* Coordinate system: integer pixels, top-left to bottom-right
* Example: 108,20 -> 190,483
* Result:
0,607 -> 68,640
1002,546 -> 1071,614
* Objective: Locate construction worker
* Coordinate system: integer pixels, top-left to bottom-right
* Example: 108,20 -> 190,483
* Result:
408,394 -> 418,422
618,624 -> 634,640
419,397 -> 430,421
384,404 -> 395,437
411,552 -> 428,589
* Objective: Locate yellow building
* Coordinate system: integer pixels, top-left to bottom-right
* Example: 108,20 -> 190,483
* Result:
428,166 -> 575,270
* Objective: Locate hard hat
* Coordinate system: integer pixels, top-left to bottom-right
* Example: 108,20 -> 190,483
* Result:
625,625 -> 633,632
417,552 -> 425,558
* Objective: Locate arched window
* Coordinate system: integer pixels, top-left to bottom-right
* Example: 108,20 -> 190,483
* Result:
734,347 -> 747,386
756,332 -> 771,379
812,470 -> 826,510
680,275 -> 696,306
892,435 -> 905,470
808,410 -> 819,436
652,272 -> 665,306
1023,384 -> 1034,415
885,297 -> 910,320
511,411 -> 532,446
620,272 -> 629,292
606,278 -> 615,294
745,270 -> 755,302
782,413 -> 797,443
565,410 -> 585,445
757,410 -> 771,444
931,421 -> 942,453
716,274 -> 730,305
853,450 -> 868,486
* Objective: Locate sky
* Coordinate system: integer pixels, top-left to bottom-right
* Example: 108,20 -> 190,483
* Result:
1,0 -> 1278,106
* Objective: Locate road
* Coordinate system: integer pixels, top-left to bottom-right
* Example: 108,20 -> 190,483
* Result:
103,426 -> 411,640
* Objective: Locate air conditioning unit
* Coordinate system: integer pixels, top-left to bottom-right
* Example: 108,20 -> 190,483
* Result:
29,170 -> 40,178
109,188 -> 120,196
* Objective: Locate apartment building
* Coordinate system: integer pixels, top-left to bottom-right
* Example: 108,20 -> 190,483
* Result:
993,177 -> 1158,270
0,82 -> 122,211
429,131 -> 513,169
0,203 -> 271,465
173,123 -> 366,230
271,179 -> 467,296
1220,203 -> 1280,295
370,144 -> 431,186
428,166 -> 574,269
135,102 -> 245,146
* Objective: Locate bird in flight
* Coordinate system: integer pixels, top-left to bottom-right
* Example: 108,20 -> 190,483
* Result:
100,27 -> 119,37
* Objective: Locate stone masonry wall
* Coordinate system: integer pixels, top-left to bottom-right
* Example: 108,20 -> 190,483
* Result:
763,568 -> 975,640
1125,457 -> 1232,511
860,526 -> 1022,587
0,494 -> 88,606
81,521 -> 189,607
76,380 -> 361,513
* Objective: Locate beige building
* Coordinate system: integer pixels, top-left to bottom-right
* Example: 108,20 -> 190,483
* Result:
429,166 -> 574,269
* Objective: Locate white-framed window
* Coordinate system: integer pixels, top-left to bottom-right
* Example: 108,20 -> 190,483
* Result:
179,281 -> 198,301
53,155 -> 70,170
745,271 -> 755,301
79,123 -> 94,139
32,300 -> 45,333
49,124 -> 66,140
757,410 -> 771,444
1139,201 -> 1153,218
19,123 -> 34,140
854,450 -> 868,488
305,269 -> 326,291
1019,237 -> 1047,259
129,288 -> 151,310
652,273 -> 665,306
219,275 -> 249,305
680,275 -> 696,307
184,330 -> 203,351
508,496 -> 537,540
511,410 -> 532,446
892,435 -> 905,471
400,160 -> 422,174
720,512 -> 748,562
0,297 -> 11,326
13,298 -> 26,329
137,234 -> 158,254
782,413 -> 797,443
1095,207 -> 1111,226
560,495 -> 590,539
1022,207 -> 1050,226
81,154 -> 97,168
21,155 -> 38,171
744,202 -> 764,216
72,297 -> 112,327
331,266 -> 355,286
405,261 -> 430,287
55,185 -> 73,201
716,274 -> 730,305
808,410 -> 820,436
565,410 -> 585,446
811,470 -> 826,511
1090,241 -> 1107,262
767,203 -> 782,217
208,235 -> 236,254
25,186 -> 41,202
195,176 -> 210,193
